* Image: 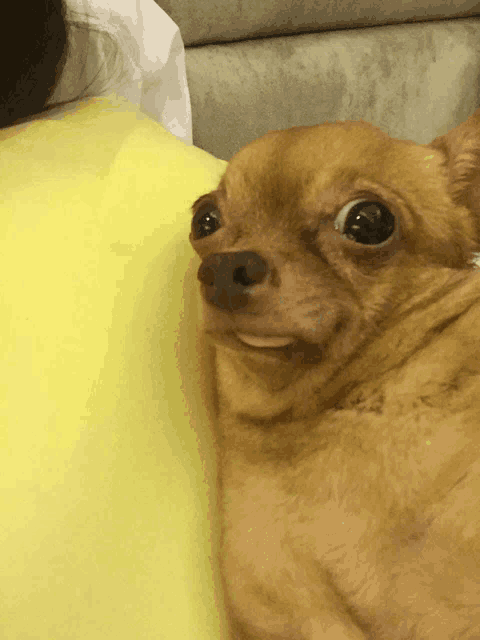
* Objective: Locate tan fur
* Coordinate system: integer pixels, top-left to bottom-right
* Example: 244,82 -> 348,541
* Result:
190,111 -> 480,639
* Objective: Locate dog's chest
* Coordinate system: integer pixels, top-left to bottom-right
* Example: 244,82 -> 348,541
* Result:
212,330 -> 480,637
216,403 -> 450,638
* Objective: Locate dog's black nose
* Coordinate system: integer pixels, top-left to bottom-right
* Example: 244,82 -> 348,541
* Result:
197,251 -> 268,311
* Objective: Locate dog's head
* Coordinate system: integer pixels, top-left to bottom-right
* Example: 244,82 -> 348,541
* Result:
190,116 -> 480,407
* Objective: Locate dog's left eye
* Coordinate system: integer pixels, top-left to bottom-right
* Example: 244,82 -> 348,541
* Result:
334,199 -> 395,246
191,203 -> 222,240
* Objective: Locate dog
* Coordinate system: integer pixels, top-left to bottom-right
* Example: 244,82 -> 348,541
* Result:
189,110 -> 480,639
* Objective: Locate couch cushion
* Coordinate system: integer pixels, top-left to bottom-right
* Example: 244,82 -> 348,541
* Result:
161,0 -> 480,46
184,17 -> 480,160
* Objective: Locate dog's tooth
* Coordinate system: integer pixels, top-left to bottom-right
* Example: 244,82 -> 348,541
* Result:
237,333 -> 295,348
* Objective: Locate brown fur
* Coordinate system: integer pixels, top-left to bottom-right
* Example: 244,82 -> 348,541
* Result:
189,111 -> 480,639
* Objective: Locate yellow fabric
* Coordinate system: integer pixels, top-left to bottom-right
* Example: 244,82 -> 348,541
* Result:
0,96 -> 228,639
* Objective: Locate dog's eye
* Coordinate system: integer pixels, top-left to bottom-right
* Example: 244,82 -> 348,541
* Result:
334,199 -> 395,246
191,203 -> 222,240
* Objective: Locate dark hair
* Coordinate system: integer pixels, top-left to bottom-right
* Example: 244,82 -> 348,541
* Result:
0,0 -> 125,129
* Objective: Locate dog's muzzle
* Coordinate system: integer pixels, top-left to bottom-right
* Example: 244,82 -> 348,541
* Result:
197,251 -> 297,349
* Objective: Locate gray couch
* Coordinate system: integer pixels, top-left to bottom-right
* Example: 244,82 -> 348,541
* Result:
159,0 -> 480,162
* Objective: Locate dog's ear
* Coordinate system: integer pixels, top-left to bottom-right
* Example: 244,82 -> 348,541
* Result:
429,108 -> 480,247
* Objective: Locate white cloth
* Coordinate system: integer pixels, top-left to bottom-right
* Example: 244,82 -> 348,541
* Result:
48,0 -> 192,145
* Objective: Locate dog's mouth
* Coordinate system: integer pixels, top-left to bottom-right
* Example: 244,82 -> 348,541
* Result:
236,333 -> 296,348
207,330 -> 323,366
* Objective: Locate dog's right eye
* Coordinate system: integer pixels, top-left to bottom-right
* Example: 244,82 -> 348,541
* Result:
191,204 -> 222,240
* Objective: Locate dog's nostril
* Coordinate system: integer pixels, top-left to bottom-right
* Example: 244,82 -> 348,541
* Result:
233,263 -> 266,286
198,264 -> 215,286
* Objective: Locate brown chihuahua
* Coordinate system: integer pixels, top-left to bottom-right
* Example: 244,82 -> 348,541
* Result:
190,110 -> 480,640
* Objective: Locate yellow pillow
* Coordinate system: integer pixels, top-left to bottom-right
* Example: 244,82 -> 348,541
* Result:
0,96 -> 228,640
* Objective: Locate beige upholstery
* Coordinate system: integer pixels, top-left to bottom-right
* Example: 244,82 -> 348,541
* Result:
158,0 -> 480,160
